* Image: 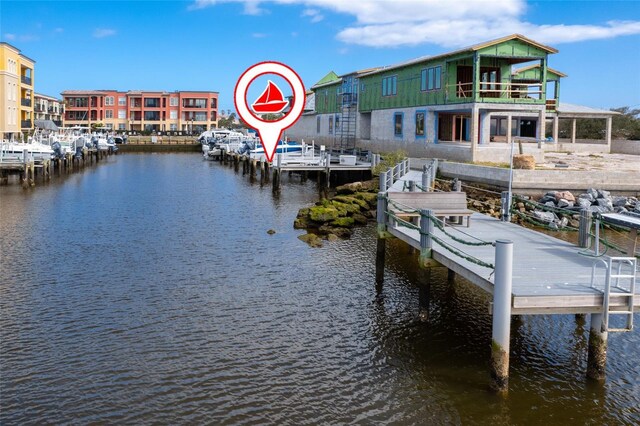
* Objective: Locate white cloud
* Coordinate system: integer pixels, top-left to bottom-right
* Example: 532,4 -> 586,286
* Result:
4,33 -> 40,42
189,0 -> 640,47
53,28 -> 64,34
93,28 -> 116,38
252,32 -> 268,38
4,33 -> 17,41
302,8 -> 323,23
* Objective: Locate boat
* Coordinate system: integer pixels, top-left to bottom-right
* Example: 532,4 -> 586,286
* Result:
251,81 -> 289,114
240,139 -> 308,161
0,132 -> 54,163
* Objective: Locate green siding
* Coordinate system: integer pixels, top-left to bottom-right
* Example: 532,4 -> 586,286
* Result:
314,82 -> 340,114
478,39 -> 548,59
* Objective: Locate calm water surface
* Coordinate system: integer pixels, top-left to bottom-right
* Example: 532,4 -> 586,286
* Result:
1,153 -> 638,425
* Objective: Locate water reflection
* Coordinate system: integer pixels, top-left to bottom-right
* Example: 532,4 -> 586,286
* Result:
0,153 -> 637,424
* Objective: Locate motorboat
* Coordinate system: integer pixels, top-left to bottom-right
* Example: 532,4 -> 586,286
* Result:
0,132 -> 54,162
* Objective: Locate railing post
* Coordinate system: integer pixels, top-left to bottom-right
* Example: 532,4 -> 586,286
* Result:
389,167 -> 394,186
501,191 -> 512,222
419,209 -> 434,266
578,209 -> 592,249
490,239 -> 513,392
379,170 -> 386,193
408,180 -> 416,192
454,179 -> 462,192
422,165 -> 428,192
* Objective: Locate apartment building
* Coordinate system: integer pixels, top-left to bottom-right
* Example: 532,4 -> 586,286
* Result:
61,90 -> 219,133
34,93 -> 64,126
0,42 -> 35,134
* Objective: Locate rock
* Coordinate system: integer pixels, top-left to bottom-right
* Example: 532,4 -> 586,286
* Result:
545,191 -> 558,198
636,203 -> 640,213
557,199 -> 574,209
513,154 -> 535,169
596,198 -> 613,212
331,201 -> 360,215
309,206 -> 340,222
331,217 -> 355,227
293,217 -> 309,229
267,229 -> 276,235
578,193 -> 594,203
588,205 -> 606,214
296,208 -> 309,218
597,189 -> 611,199
516,202 -> 525,209
539,195 -> 556,204
333,195 -> 369,210
614,207 -> 628,213
545,201 -> 556,208
298,233 -> 323,248
319,225 -> 352,238
472,200 -> 483,208
336,182 -> 361,195
612,196 -> 628,207
568,219 -> 580,228
326,234 -> 339,242
355,192 -> 378,206
352,213 -> 368,225
576,198 -> 592,209
587,188 -> 599,199
555,191 -> 575,202
533,210 -> 557,223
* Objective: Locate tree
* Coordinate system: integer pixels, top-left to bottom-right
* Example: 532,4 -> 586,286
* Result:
611,106 -> 640,140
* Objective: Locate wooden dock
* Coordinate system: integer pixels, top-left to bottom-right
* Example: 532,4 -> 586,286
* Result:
0,147 -> 114,187
376,162 -> 638,391
212,148 -> 376,191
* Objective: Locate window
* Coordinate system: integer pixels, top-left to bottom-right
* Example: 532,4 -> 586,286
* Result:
170,124 -> 178,131
421,66 -> 442,91
145,98 -> 160,108
170,97 -> 178,106
382,76 -> 397,96
144,111 -> 160,121
105,110 -> 113,118
118,109 -> 126,119
210,111 -> 217,121
329,116 -> 334,134
211,98 -> 217,108
170,110 -> 178,119
118,123 -> 126,130
415,112 -> 425,137
105,96 -> 114,106
335,115 -> 340,131
394,112 -> 403,137
118,97 -> 126,106
316,116 -> 320,133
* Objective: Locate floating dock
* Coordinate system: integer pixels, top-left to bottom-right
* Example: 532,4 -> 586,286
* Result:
375,161 -> 638,391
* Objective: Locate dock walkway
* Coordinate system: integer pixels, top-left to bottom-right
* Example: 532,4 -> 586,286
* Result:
377,161 -> 638,390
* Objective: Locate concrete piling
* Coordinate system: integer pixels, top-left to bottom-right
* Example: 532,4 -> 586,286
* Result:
587,313 -> 608,381
490,240 -> 513,392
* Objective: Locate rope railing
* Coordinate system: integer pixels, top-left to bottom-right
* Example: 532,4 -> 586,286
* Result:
513,195 -> 578,217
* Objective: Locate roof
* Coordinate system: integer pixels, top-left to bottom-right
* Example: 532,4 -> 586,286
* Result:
35,93 -> 63,101
359,34 -> 558,78
304,91 -> 315,111
556,102 -> 620,116
311,71 -> 341,89
61,90 -> 109,95
513,64 -> 567,78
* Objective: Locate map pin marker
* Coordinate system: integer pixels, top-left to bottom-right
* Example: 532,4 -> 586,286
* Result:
234,62 -> 306,163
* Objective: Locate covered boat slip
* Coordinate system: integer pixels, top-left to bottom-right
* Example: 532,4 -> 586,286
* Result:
384,170 -> 639,315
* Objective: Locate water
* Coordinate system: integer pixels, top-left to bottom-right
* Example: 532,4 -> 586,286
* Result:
1,153 -> 638,425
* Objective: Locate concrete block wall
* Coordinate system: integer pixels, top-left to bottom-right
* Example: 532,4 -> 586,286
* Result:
611,140 -> 640,155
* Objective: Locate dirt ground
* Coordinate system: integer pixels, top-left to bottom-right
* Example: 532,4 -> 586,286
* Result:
538,151 -> 640,172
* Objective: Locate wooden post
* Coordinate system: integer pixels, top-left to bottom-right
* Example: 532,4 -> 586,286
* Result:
578,209 -> 592,249
418,269 -> 431,322
379,170 -> 387,193
490,239 -> 513,392
376,192 -> 387,234
419,209 -> 434,267
587,313 -> 607,381
454,179 -> 462,192
408,180 -> 416,192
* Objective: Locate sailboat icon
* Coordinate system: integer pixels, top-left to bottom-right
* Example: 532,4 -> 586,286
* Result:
252,80 -> 290,114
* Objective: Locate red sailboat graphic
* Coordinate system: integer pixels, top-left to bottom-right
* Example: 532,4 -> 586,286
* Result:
252,80 -> 289,114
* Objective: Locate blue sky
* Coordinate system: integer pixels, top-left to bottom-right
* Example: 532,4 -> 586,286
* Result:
2,0 -> 639,112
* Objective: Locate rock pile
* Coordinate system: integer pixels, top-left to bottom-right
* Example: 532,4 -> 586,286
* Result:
537,189 -> 639,215
295,180 -> 379,247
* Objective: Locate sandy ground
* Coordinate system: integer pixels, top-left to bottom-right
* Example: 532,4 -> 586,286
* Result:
538,151 -> 640,172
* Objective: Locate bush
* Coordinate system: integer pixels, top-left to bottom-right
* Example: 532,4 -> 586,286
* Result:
372,149 -> 407,176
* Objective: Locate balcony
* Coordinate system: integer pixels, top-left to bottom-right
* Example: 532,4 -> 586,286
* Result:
21,76 -> 32,86
21,99 -> 32,107
21,119 -> 32,129
446,81 -> 544,104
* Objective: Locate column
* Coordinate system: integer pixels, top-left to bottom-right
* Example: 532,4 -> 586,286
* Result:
571,118 -> 576,143
490,240 -> 513,392
506,114 -> 513,145
587,313 -> 608,380
553,115 -> 559,143
470,106 -> 479,162
605,116 -> 612,153
538,109 -> 546,141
